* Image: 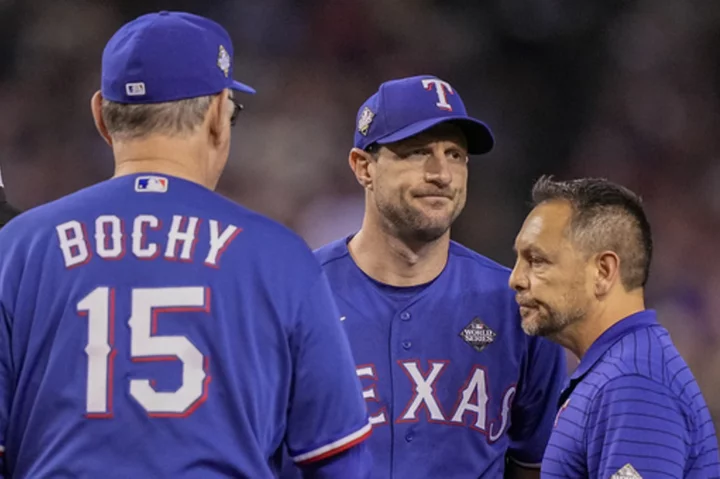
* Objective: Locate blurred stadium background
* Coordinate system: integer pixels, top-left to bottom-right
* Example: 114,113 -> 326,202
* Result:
1,0 -> 718,429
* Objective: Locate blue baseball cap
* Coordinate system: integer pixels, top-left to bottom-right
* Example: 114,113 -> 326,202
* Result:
101,11 -> 255,104
354,75 -> 494,155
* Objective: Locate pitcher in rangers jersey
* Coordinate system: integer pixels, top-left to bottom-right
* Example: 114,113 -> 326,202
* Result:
295,76 -> 566,478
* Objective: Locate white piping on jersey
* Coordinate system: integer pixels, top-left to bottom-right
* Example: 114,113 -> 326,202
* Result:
292,422 -> 372,463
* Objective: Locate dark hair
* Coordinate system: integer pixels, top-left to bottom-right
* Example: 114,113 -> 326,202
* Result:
365,143 -> 380,155
531,175 -> 653,290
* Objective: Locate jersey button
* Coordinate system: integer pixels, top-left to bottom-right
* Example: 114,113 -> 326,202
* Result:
400,311 -> 411,321
402,341 -> 412,350
405,432 -> 414,442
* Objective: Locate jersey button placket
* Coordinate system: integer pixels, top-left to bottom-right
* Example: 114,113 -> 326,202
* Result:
400,311 -> 412,350
392,306 -> 417,476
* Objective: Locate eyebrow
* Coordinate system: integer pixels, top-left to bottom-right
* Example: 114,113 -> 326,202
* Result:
514,243 -> 548,256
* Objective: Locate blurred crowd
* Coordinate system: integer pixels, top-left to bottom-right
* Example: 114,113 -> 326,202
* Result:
0,0 -> 718,426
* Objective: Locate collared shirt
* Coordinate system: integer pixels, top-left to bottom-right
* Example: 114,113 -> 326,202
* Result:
542,310 -> 720,478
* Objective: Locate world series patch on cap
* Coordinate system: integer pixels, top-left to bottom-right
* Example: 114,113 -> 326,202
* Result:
101,11 -> 255,104
353,75 -> 495,155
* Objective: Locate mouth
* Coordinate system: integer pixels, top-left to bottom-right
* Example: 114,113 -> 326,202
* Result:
415,193 -> 453,200
517,299 -> 540,316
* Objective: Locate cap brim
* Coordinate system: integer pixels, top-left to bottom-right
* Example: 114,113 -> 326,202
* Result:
375,116 -> 494,155
232,80 -> 256,95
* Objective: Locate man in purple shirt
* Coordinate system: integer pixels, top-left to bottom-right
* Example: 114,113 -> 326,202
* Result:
510,175 -> 720,478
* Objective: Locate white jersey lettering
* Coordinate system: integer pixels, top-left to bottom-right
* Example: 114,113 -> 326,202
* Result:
55,214 -> 240,269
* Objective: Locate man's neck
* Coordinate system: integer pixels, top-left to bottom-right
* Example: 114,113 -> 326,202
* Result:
112,137 -> 212,189
348,220 -> 450,287
554,291 -> 646,360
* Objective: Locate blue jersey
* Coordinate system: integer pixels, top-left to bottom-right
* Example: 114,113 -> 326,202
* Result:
311,238 -> 566,478
542,310 -> 720,478
0,174 -> 371,478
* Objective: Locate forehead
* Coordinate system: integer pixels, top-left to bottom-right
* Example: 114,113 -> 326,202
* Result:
515,200 -> 573,250
386,123 -> 468,150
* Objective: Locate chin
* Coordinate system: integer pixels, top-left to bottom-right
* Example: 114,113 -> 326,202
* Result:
406,226 -> 447,243
521,317 -> 541,336
520,310 -> 558,337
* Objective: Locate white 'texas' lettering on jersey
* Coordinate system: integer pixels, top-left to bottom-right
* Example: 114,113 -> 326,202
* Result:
356,361 -> 516,442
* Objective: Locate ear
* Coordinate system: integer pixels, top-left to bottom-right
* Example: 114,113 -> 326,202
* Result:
594,250 -> 621,297
208,89 -> 232,147
91,91 -> 113,147
349,147 -> 375,190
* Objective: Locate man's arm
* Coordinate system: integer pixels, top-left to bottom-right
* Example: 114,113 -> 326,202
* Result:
285,271 -> 371,478
587,374 -> 689,478
505,334 -> 567,474
0,228 -> 17,478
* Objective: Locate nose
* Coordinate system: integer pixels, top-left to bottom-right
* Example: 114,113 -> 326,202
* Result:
508,258 -> 528,293
424,147 -> 452,187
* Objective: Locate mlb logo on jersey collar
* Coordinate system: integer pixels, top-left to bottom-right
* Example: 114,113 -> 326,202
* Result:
459,317 -> 496,353
135,175 -> 169,193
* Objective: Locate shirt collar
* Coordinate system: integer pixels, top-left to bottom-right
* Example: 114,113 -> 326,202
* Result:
570,309 -> 658,382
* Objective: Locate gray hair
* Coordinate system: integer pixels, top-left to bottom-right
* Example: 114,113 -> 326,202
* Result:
101,95 -> 214,140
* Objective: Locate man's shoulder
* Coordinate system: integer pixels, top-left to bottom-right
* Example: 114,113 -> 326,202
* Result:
0,177 -> 314,261
313,237 -> 351,267
580,351 -> 690,418
593,325 -> 690,390
0,187 -> 90,243
447,241 -> 514,285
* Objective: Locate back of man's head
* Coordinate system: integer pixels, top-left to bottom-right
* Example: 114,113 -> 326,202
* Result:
99,11 -> 254,137
91,11 -> 255,188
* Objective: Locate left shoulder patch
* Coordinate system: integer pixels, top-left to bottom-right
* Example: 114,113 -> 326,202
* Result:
611,464 -> 642,479
459,317 -> 496,353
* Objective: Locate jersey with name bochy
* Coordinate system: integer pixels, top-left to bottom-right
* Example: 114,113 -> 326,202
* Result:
0,174 -> 370,478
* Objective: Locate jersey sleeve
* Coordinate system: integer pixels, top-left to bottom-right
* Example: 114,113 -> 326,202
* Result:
506,335 -> 566,468
0,303 -> 9,476
0,230 -> 18,476
285,271 -> 371,467
587,374 -> 690,478
298,441 -> 372,479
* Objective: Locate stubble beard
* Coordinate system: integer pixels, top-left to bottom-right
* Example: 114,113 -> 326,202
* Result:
377,195 -> 461,244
